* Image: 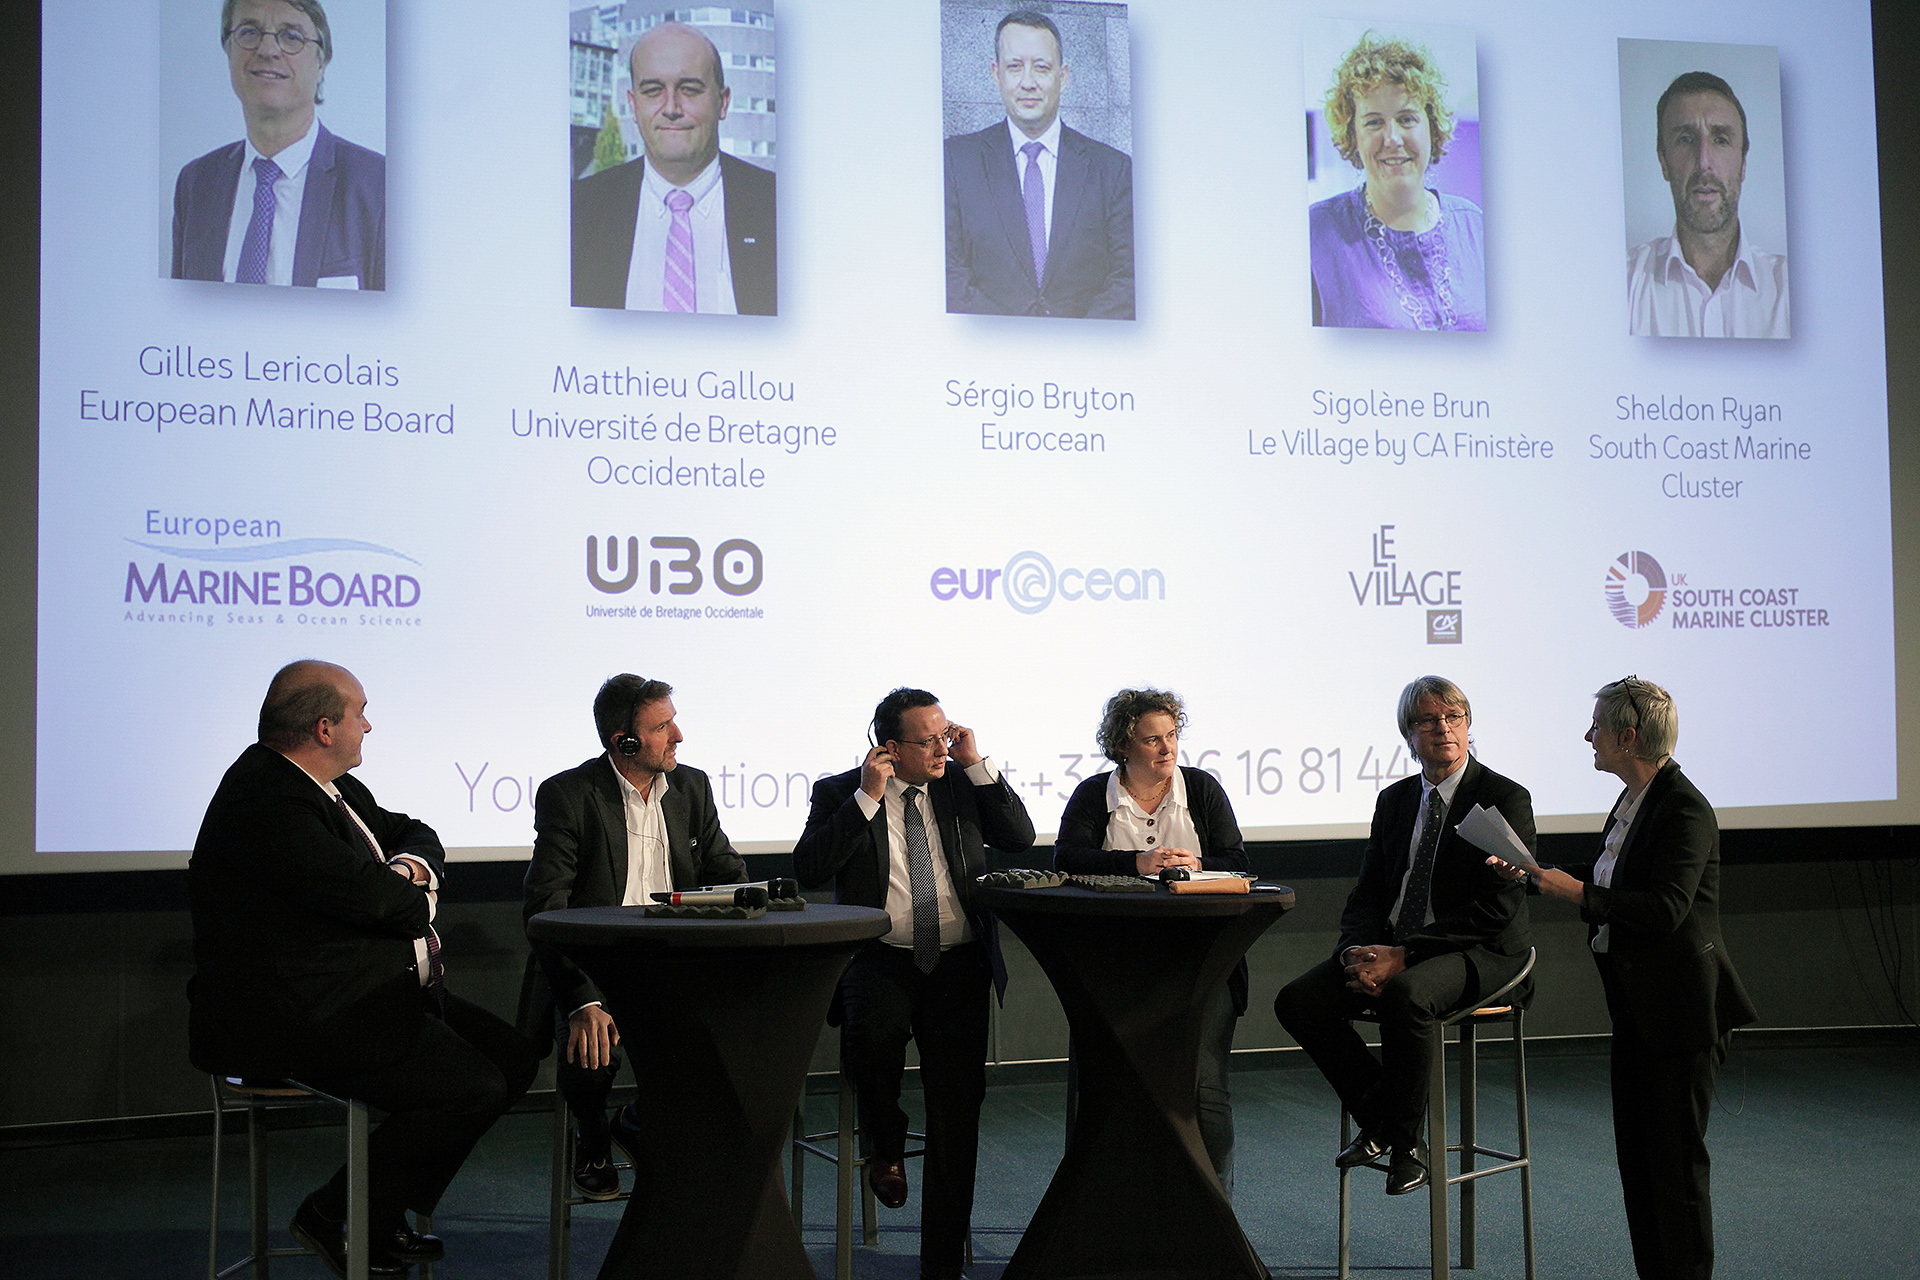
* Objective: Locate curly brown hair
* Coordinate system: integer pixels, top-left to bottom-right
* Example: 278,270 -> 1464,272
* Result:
1095,688 -> 1188,765
1324,33 -> 1455,169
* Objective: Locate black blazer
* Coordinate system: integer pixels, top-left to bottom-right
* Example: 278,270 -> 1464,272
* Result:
1337,756 -> 1534,971
522,757 -> 745,1019
172,123 -> 386,289
792,764 -> 1036,1000
1054,766 -> 1252,1012
943,121 -> 1134,319
188,744 -> 437,1077
1559,762 -> 1758,1053
570,153 -> 777,314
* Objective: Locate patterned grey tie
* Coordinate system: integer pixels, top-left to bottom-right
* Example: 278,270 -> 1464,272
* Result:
902,787 -> 940,973
1394,787 -> 1446,944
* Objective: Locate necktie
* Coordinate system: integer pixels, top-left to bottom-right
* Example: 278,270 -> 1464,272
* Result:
663,188 -> 696,312
902,788 -> 940,973
1020,141 -> 1047,285
335,793 -> 444,991
1394,787 -> 1446,943
236,157 -> 283,285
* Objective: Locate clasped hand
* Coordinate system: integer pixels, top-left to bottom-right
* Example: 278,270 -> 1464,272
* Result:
1342,944 -> 1407,997
1134,846 -> 1202,876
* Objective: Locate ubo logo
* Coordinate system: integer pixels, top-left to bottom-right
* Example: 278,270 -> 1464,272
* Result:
588,535 -> 764,596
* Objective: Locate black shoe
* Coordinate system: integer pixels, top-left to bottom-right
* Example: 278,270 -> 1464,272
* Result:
1334,1130 -> 1389,1169
290,1192 -> 408,1279
1386,1149 -> 1430,1196
608,1103 -> 645,1169
573,1152 -> 621,1201
869,1157 -> 909,1209
381,1221 -> 444,1264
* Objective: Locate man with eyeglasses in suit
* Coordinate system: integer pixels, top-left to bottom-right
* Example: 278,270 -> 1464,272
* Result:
793,688 -> 1034,1280
1274,675 -> 1535,1196
172,0 -> 386,289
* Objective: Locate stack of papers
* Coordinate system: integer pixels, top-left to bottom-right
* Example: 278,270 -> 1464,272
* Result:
1453,805 -> 1541,870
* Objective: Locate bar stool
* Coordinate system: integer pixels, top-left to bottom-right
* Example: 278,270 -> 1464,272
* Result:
207,1076 -> 433,1280
790,1068 -> 945,1280
1337,948 -> 1536,1280
546,1090 -> 634,1280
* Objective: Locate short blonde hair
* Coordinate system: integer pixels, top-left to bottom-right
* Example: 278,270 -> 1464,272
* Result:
1325,33 -> 1455,169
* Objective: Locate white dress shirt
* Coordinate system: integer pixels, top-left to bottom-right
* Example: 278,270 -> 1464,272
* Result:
854,762 -> 1000,950
610,758 -> 672,908
1006,115 -> 1063,249
221,124 -> 319,287
1626,229 -> 1790,338
1102,767 -> 1201,856
1388,763 -> 1468,930
1589,782 -> 1651,954
623,156 -> 737,313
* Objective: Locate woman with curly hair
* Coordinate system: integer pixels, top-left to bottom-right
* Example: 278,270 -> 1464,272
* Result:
1310,33 -> 1485,330
1054,688 -> 1250,1195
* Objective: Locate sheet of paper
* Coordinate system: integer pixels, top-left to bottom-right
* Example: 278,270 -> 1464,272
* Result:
1454,804 -> 1541,870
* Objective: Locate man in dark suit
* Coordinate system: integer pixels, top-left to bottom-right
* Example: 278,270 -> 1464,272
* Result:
1275,676 -> 1534,1196
521,674 -> 746,1200
793,688 -> 1035,1280
172,0 -> 385,289
1493,678 -> 1756,1280
189,660 -> 536,1278
571,22 -> 776,314
944,10 -> 1133,319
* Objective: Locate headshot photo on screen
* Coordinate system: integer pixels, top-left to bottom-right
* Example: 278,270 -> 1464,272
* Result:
1619,39 -> 1788,339
941,1 -> 1134,320
159,0 -> 387,291
568,4 -> 778,316
1303,20 -> 1483,332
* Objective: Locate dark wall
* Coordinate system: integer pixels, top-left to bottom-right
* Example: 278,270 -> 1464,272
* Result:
3,838 -> 1913,1130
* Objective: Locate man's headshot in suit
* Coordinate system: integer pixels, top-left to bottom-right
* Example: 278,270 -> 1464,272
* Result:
571,22 -> 778,315
170,0 -> 386,290
944,8 -> 1135,319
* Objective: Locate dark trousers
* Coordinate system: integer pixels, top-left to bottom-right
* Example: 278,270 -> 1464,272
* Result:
305,990 -> 538,1228
1600,957 -> 1729,1280
1275,950 -> 1519,1152
838,941 -> 990,1280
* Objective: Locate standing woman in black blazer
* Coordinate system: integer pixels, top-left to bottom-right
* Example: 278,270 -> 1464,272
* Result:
1489,677 -> 1757,1280
1054,688 -> 1250,1195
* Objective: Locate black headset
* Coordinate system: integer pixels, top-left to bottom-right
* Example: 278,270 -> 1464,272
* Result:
613,679 -> 652,756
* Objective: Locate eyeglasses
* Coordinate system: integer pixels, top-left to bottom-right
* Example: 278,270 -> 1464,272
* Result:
227,24 -> 320,55
894,732 -> 951,753
1615,675 -> 1646,729
1409,711 -> 1468,733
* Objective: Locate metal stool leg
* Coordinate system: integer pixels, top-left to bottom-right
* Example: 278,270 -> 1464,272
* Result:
417,1214 -> 434,1280
346,1098 -> 370,1280
1427,1028 -> 1449,1280
1515,1010 -> 1535,1280
550,1091 -> 572,1280
247,1096 -> 271,1280
208,1080 -> 226,1280
1461,1019 -> 1478,1270
1336,1110 -> 1354,1280
837,1073 -> 857,1280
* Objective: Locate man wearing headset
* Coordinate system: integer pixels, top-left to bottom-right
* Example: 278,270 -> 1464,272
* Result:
521,674 -> 745,1201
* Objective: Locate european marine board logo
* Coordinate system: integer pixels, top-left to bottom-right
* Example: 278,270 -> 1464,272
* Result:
1604,551 -> 1667,628
929,550 -> 1165,614
123,513 -> 422,613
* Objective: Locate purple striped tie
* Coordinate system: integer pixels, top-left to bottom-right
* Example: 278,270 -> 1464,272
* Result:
1020,141 -> 1047,285
236,157 -> 283,285
663,188 -> 696,312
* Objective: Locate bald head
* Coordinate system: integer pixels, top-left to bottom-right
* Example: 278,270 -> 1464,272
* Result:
627,23 -> 730,185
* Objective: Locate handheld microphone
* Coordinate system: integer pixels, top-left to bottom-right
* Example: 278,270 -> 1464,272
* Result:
650,886 -> 770,909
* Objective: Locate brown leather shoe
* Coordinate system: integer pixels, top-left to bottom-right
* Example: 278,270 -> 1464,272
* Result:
868,1157 -> 909,1209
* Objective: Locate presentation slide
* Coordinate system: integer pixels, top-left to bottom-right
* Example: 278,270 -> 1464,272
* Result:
36,0 -> 1894,859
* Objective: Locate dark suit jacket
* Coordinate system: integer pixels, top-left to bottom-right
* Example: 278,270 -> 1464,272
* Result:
1559,762 -> 1758,1053
1054,766 -> 1251,1012
522,757 -> 746,1020
1337,757 -> 1534,975
188,743 -> 437,1077
571,153 -> 777,314
944,121 -> 1134,319
793,764 -> 1036,1001
172,123 -> 386,289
